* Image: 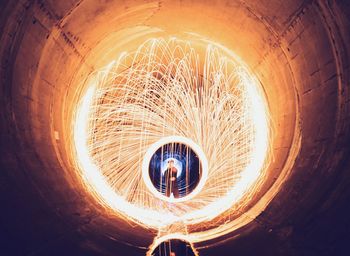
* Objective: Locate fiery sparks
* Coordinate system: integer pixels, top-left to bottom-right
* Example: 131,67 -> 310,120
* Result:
72,37 -> 270,236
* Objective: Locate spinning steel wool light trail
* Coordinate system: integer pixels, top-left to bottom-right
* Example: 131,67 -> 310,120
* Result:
73,37 -> 270,233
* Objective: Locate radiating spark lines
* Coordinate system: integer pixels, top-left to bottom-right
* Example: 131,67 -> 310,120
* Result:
73,37 -> 269,233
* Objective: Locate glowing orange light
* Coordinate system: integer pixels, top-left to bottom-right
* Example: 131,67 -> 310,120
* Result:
72,37 -> 270,240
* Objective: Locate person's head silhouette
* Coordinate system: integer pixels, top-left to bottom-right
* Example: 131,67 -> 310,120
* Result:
167,159 -> 175,168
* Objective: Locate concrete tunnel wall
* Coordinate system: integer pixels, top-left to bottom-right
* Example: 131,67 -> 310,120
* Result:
0,0 -> 350,255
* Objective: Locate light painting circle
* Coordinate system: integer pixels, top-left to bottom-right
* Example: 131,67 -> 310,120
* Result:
73,37 -> 270,233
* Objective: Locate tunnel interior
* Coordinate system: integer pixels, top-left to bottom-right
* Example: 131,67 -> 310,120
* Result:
1,0 -> 350,255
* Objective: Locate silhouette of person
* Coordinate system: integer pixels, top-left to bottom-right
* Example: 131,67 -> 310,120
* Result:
165,159 -> 179,198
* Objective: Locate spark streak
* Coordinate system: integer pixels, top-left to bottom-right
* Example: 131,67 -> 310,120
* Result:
73,37 -> 270,233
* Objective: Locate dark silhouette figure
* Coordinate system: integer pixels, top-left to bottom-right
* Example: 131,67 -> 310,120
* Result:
165,159 -> 179,198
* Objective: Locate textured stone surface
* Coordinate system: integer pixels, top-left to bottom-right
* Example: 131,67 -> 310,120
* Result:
0,0 -> 350,255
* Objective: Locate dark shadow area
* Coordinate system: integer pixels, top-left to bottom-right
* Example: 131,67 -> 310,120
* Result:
152,239 -> 196,256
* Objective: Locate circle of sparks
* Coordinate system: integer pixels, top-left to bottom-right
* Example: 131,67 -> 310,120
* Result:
73,37 -> 270,230
142,136 -> 209,203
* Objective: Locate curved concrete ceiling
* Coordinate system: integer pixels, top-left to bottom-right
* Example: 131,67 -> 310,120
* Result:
0,0 -> 350,255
